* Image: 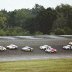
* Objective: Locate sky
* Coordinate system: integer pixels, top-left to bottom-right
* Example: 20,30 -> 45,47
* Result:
0,0 -> 72,11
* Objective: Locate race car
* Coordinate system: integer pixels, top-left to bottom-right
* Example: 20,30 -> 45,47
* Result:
40,45 -> 51,50
7,44 -> 18,49
63,45 -> 72,49
45,46 -> 57,53
0,46 -> 6,51
69,42 -> 72,45
21,46 -> 33,51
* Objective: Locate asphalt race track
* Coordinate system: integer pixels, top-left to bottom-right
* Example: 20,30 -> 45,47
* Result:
0,36 -> 72,61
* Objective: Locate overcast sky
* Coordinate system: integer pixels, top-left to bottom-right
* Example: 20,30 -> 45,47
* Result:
0,0 -> 72,11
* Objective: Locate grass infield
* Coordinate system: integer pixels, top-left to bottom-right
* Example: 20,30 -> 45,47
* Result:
0,59 -> 72,72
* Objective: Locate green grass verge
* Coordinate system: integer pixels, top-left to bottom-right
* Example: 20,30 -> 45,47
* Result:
0,59 -> 72,72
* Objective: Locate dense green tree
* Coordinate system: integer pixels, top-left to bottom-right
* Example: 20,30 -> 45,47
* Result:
53,4 -> 72,29
31,4 -> 45,15
7,11 -> 16,28
0,4 -> 72,35
34,8 -> 57,34
0,10 -> 8,29
14,9 -> 33,27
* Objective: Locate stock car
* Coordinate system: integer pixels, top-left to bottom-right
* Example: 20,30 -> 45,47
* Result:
0,46 -> 6,51
7,44 -> 18,49
63,45 -> 72,49
21,46 -> 33,51
63,41 -> 72,50
40,45 -> 50,50
45,46 -> 57,53
69,42 -> 72,45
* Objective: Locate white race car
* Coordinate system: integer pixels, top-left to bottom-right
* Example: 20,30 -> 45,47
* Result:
21,46 -> 33,51
69,42 -> 72,45
0,46 -> 6,51
45,46 -> 57,53
63,45 -> 72,49
40,45 -> 51,50
7,44 -> 18,49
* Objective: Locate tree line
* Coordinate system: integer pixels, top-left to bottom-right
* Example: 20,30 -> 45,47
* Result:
0,4 -> 72,36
